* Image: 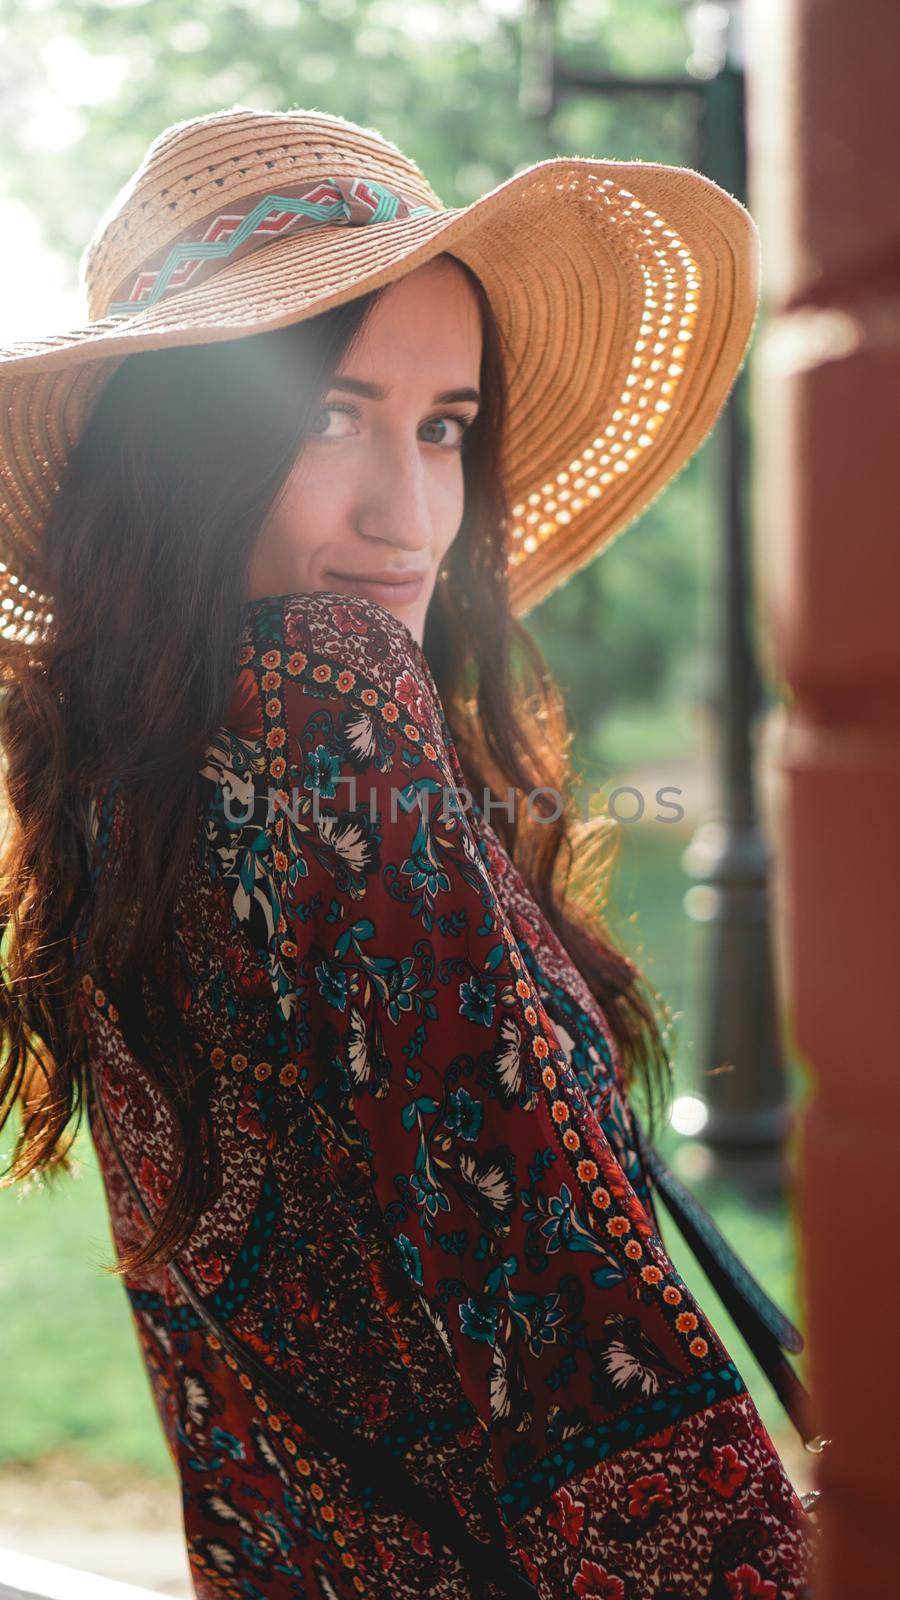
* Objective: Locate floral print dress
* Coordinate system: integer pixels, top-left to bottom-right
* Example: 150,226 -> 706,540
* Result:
75,592 -> 818,1600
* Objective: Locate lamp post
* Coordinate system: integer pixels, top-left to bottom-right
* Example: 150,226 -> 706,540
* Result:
519,0 -> 793,1196
677,2 -> 793,1196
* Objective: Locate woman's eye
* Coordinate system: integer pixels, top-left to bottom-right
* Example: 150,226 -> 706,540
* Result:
308,402 -> 357,437
308,402 -> 473,450
419,415 -> 471,449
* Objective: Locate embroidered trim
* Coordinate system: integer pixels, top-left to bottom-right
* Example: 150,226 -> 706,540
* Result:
105,175 -> 438,317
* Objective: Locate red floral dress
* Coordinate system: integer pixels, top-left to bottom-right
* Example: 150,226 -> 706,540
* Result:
75,592 -> 818,1599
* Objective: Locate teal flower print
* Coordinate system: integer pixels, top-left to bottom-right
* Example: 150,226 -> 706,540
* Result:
404,847 -> 451,899
361,947 -> 419,1024
305,743 -> 340,798
315,958 -> 348,1012
507,1288 -> 567,1356
459,1296 -> 500,1346
396,1233 -> 423,1285
444,1087 -> 484,1142
459,973 -> 496,1027
410,1166 -> 451,1220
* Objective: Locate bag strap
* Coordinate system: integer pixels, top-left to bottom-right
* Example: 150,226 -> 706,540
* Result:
88,1066 -> 538,1600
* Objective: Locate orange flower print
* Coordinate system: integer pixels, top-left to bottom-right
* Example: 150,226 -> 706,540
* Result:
394,669 -> 427,723
373,1537 -> 395,1574
548,1483 -> 585,1546
261,649 -> 281,668
698,1442 -> 749,1499
626,1471 -> 673,1521
724,1566 -> 778,1600
266,727 -> 286,749
262,670 -> 281,690
361,688 -> 379,706
194,1250 -> 226,1288
573,1558 -> 625,1599
563,1128 -> 580,1150
382,701 -> 399,722
624,1240 -> 643,1259
663,1285 -> 682,1305
577,1159 -> 598,1183
138,1155 -> 171,1211
236,1079 -> 267,1140
332,602 -> 370,635
644,1424 -> 676,1449
551,1099 -> 569,1123
312,663 -> 332,683
607,1215 -> 630,1236
287,650 -> 307,675
401,1519 -> 431,1558
690,1336 -> 708,1358
270,755 -> 286,779
532,1035 -> 549,1059
103,1070 -> 127,1120
675,1311 -> 698,1333
336,670 -> 355,692
591,1188 -> 611,1209
363,1390 -> 390,1427
423,741 -> 437,760
226,666 -> 264,741
641,1265 -> 662,1284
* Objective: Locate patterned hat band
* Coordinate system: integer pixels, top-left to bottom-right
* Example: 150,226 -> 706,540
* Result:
104,175 -> 439,319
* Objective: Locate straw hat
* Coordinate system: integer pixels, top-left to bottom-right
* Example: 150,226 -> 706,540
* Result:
0,104 -> 760,640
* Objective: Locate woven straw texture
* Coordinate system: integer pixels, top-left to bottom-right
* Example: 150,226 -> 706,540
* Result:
0,106 -> 760,639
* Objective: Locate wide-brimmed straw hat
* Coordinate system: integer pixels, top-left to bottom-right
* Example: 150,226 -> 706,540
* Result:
0,104 -> 759,640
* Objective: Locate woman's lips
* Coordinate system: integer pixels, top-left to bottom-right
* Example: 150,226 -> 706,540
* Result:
324,570 -> 426,607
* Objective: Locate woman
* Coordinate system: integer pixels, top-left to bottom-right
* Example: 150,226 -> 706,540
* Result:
0,108 -> 817,1598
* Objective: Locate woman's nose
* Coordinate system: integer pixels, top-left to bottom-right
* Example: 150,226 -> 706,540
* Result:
354,436 -> 435,553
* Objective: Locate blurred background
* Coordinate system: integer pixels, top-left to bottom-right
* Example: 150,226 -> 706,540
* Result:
0,0 -> 819,1591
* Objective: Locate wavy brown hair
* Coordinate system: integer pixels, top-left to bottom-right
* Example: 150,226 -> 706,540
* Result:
0,252 -> 673,1276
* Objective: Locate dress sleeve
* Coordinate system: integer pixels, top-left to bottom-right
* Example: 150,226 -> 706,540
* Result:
231,592 -> 816,1599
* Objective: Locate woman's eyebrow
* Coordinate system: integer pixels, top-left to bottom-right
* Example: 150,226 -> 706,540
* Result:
329,376 -> 481,406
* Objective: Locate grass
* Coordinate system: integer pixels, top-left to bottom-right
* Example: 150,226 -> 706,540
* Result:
0,767 -> 810,1481
0,1125 -> 175,1479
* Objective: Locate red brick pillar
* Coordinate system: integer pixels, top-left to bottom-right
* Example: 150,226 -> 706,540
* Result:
746,1 -> 900,1593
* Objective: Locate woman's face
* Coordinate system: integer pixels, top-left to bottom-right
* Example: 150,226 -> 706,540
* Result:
247,255 -> 483,645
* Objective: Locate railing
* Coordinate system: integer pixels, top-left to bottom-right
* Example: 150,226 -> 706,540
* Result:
0,1547 -> 171,1600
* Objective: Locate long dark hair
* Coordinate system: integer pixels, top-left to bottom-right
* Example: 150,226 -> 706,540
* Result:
0,252 -> 673,1275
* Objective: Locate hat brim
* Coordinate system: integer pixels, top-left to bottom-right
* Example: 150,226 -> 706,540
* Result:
0,155 -> 759,631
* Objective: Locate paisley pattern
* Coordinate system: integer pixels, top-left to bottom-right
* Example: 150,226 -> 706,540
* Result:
76,592 -> 818,1598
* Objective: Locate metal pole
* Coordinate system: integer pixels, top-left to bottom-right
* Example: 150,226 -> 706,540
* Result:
680,3 -> 793,1195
